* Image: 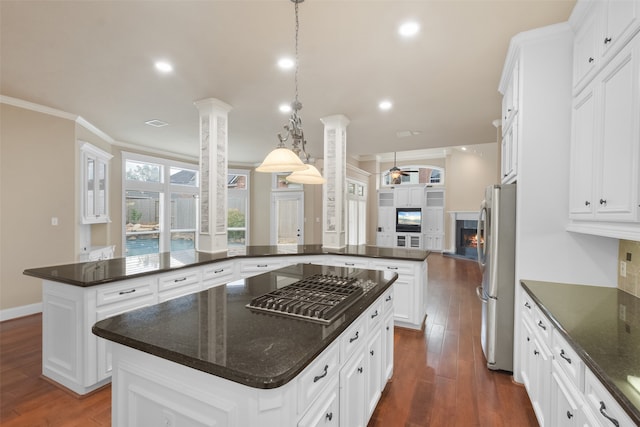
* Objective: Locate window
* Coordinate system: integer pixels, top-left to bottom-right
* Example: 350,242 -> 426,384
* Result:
347,180 -> 367,245
382,165 -> 444,186
123,153 -> 198,256
228,169 -> 250,255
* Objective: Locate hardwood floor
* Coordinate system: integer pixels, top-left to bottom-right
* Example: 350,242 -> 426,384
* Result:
0,254 -> 536,426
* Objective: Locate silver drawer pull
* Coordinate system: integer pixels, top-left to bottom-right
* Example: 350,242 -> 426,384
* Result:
174,277 -> 187,283
560,349 -> 572,364
313,364 -> 328,383
118,289 -> 136,295
599,401 -> 619,427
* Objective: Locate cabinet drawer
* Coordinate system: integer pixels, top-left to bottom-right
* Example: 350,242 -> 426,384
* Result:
340,316 -> 365,363
330,256 -> 369,269
158,268 -> 201,293
239,259 -> 284,277
366,298 -> 383,331
381,287 -> 393,316
202,261 -> 235,285
96,278 -> 156,307
297,342 -> 340,414
371,261 -> 413,277
584,368 -> 635,427
521,291 -> 535,322
533,305 -> 552,343
551,361 -> 582,427
551,329 -> 584,390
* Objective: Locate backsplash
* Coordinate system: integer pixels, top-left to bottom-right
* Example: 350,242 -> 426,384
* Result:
619,239 -> 640,297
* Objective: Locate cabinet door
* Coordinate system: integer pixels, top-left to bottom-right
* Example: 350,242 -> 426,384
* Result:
96,295 -> 156,381
601,0 -> 640,60
530,338 -> 552,427
365,330 -> 382,420
519,318 -> 534,393
378,206 -> 395,233
424,207 -> 443,233
340,350 -> 366,427
298,377 -> 339,427
501,120 -> 518,183
550,364 -> 580,427
569,86 -> 597,217
573,6 -> 600,92
394,188 -> 409,206
382,314 -> 394,384
596,39 -> 640,220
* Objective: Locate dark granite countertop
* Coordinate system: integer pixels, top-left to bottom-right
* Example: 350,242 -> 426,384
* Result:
92,263 -> 397,389
23,244 -> 428,287
521,280 -> 640,424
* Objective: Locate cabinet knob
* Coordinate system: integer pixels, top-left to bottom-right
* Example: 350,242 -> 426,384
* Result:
357,366 -> 364,374
585,200 -> 590,206
533,349 -> 539,356
567,411 -> 573,419
370,350 -> 375,356
599,199 -> 607,205
326,412 -> 333,422
604,37 -> 612,44
588,57 -> 594,63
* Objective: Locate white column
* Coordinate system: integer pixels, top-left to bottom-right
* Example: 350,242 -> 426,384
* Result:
320,114 -> 349,249
194,98 -> 232,253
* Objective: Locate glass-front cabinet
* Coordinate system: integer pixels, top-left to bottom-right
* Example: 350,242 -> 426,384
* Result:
80,142 -> 112,224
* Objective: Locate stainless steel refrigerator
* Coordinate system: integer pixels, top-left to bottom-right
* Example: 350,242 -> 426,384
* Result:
476,183 -> 516,372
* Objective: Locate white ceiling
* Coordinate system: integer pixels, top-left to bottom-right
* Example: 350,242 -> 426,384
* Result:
0,0 -> 575,165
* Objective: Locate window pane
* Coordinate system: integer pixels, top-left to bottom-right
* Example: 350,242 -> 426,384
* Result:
170,193 -> 196,230
171,231 -> 195,251
227,173 -> 247,189
125,190 -> 160,255
125,160 -> 161,183
170,167 -> 198,186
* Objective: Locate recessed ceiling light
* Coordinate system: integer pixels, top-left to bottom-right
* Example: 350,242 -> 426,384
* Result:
398,21 -> 420,38
277,57 -> 295,70
279,103 -> 292,113
379,100 -> 393,111
154,61 -> 173,73
145,119 -> 169,127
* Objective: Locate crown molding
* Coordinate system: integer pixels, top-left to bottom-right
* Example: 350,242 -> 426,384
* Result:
1,94 -> 77,121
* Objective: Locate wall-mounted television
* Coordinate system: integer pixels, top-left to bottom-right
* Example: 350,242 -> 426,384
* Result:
396,207 -> 422,233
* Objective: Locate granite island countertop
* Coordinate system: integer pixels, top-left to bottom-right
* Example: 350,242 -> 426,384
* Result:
24,244 -> 428,287
521,280 -> 640,424
92,263 -> 397,389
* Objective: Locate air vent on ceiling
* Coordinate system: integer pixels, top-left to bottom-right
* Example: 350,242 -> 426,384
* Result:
396,130 -> 421,138
145,119 -> 169,128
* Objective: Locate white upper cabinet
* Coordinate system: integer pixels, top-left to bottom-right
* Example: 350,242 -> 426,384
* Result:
80,142 -> 112,224
572,0 -> 640,94
500,57 -> 520,184
394,186 -> 424,207
568,2 -> 640,239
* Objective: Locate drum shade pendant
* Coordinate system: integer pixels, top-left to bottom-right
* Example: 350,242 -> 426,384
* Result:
256,0 -> 324,184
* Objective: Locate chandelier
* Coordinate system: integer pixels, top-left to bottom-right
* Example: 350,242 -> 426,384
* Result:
255,0 -> 325,185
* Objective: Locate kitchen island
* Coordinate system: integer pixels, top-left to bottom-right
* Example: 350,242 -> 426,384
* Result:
23,244 -> 428,395
520,280 -> 640,426
93,263 -> 397,426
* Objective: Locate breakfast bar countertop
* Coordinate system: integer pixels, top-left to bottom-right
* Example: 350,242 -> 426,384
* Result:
521,280 -> 640,424
23,244 -> 429,287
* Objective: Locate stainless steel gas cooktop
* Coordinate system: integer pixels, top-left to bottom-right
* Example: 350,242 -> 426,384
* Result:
246,274 -> 373,324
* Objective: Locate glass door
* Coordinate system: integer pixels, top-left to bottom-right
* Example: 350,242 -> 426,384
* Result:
271,191 -> 304,248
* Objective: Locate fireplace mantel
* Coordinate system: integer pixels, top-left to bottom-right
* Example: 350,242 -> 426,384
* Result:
446,211 -> 479,254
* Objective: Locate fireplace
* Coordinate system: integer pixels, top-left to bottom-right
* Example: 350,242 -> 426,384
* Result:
455,220 -> 479,260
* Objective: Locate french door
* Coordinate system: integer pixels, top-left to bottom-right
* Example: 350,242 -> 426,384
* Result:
270,191 -> 304,247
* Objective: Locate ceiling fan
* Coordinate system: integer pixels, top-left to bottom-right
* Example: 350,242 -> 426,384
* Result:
388,152 -> 417,182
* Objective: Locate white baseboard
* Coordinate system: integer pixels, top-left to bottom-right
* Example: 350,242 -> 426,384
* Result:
0,302 -> 42,322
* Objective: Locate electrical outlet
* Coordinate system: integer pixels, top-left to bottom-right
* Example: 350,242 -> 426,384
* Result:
619,304 -> 627,321
620,261 -> 627,278
51,217 -> 59,226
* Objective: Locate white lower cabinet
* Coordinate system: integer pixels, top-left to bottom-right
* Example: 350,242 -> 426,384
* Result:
339,349 -> 367,427
520,285 -> 637,427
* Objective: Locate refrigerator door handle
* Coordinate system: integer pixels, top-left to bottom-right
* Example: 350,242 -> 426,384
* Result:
477,201 -> 488,272
476,286 -> 488,303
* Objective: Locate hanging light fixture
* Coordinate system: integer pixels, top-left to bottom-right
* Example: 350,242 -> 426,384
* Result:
256,0 -> 325,184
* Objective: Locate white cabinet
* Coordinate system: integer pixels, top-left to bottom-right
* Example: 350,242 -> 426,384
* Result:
365,329 -> 382,419
395,233 -> 421,249
298,376 -> 340,427
394,186 -> 424,207
569,6 -> 640,239
202,260 -> 236,289
423,189 -> 444,251
157,267 -> 202,302
238,258 -> 284,278
376,205 -> 395,247
500,59 -> 520,184
584,368 -> 635,427
339,348 -> 366,427
79,142 -> 112,224
572,0 -> 640,94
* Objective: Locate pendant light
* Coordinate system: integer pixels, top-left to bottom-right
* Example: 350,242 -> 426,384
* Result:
256,0 -> 324,184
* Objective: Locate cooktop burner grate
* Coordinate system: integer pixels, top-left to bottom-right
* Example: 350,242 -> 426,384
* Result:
246,274 -> 365,324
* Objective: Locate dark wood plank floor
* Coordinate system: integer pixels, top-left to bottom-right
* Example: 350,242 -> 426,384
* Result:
0,254 -> 536,426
